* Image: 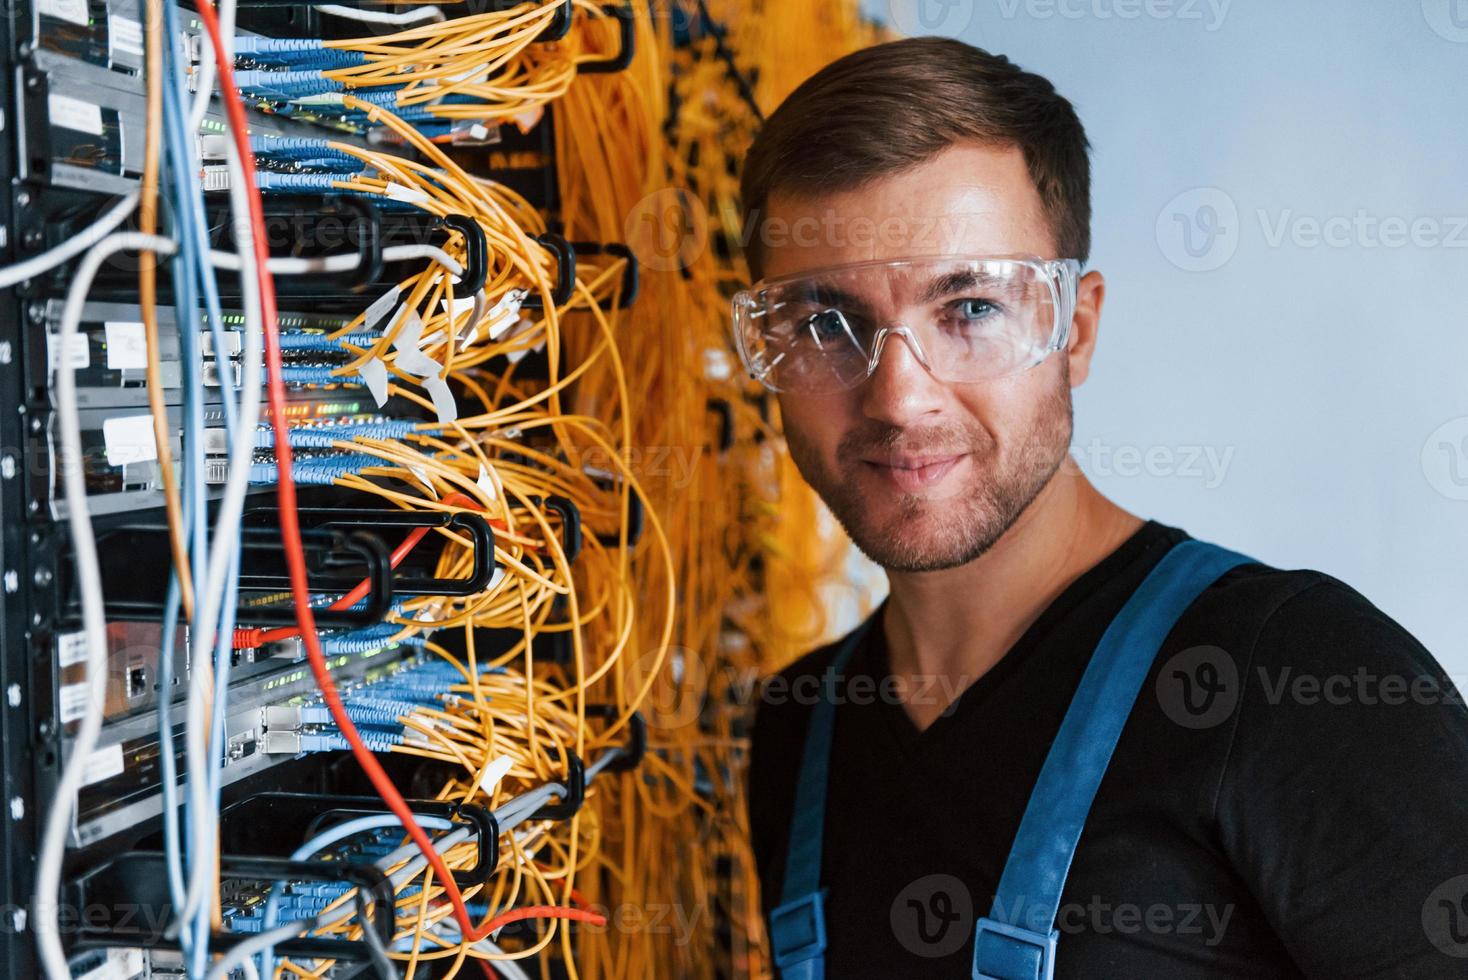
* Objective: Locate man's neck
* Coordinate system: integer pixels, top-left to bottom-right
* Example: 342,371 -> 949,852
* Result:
881,472 -> 1144,732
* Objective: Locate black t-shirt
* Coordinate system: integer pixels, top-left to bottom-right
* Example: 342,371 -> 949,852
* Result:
747,519 -> 1468,978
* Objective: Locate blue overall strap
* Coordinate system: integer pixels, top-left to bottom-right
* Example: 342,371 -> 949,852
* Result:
768,615 -> 876,980
972,538 -> 1255,980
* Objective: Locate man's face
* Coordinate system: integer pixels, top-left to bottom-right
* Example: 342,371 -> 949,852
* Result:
758,142 -> 1079,573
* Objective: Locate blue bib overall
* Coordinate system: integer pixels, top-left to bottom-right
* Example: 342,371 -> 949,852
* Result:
767,538 -> 1255,980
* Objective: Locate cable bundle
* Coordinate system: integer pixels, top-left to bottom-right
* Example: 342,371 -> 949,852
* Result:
17,1 -> 884,978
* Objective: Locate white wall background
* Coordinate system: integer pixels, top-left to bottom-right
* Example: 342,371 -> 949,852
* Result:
853,0 -> 1468,672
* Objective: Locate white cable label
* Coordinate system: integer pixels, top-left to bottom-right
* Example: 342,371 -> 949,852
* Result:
102,414 -> 159,467
407,465 -> 437,499
57,631 -> 88,669
478,755 -> 512,795
47,332 -> 90,372
104,321 -> 148,370
390,311 -> 440,377
49,93 -> 103,136
81,743 -> 125,787
363,286 -> 401,331
58,682 -> 92,724
423,375 -> 458,425
476,464 -> 497,503
484,289 -> 527,341
38,0 -> 87,26
109,15 -> 144,56
74,947 -> 143,980
384,181 -> 430,205
358,357 -> 389,408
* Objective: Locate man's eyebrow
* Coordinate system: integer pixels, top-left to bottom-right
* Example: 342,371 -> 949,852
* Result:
793,281 -> 872,311
915,269 -> 1008,304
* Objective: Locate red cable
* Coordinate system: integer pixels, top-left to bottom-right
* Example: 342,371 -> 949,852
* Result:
192,0 -> 595,947
231,493 -> 514,649
233,524 -> 431,649
480,905 -> 608,933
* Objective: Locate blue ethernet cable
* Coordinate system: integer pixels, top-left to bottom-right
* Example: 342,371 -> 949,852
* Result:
252,420 -> 419,449
248,452 -> 390,485
159,14 -> 210,970
231,35 -> 368,70
256,813 -> 456,977
249,136 -> 363,165
161,1 -> 251,966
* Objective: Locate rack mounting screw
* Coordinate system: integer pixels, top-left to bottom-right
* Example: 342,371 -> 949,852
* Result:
8,797 -> 23,821
6,684 -> 19,708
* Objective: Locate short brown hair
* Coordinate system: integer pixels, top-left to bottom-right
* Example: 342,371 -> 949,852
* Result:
739,37 -> 1091,279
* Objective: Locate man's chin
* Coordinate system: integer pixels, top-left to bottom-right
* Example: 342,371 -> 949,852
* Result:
840,505 -> 996,573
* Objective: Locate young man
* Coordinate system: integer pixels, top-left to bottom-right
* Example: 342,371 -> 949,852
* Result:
737,37 -> 1468,978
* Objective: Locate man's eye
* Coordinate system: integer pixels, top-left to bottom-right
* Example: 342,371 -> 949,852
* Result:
804,309 -> 851,344
948,298 -> 1000,322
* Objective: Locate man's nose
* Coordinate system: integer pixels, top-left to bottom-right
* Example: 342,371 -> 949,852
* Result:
859,328 -> 946,428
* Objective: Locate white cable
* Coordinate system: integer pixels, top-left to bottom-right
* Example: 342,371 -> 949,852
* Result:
33,231 -> 179,980
0,194 -> 141,291
178,0 -> 248,945
384,243 -> 465,278
181,130 -> 266,939
317,3 -> 445,24
208,250 -> 361,274
187,0 -> 238,132
208,244 -> 463,277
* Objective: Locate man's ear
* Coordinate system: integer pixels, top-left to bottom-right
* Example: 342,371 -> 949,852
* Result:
1065,270 -> 1105,388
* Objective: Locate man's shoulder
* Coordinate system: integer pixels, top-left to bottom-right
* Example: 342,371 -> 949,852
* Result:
1187,549 -> 1443,680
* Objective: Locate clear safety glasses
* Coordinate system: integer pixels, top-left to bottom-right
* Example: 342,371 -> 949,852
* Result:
732,255 -> 1082,394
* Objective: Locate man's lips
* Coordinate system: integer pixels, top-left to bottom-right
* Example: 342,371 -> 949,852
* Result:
858,453 -> 968,492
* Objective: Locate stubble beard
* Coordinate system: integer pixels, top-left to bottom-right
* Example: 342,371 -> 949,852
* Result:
785,368 -> 1074,573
